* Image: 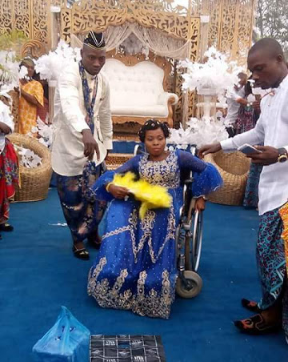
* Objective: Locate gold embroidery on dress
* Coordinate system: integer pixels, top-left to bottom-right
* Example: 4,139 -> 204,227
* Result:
161,270 -> 171,306
102,208 -> 138,242
132,210 -> 155,263
102,225 -> 130,240
111,269 -> 128,297
87,257 -> 107,294
148,206 -> 176,264
139,152 -> 180,189
89,266 -> 174,319
133,270 -> 147,316
133,269 -> 173,319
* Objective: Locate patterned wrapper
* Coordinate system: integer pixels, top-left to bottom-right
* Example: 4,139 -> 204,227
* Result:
280,202 -> 288,274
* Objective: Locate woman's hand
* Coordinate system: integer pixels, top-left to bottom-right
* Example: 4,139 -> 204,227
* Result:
107,184 -> 130,199
195,197 -> 206,212
0,122 -> 11,135
19,79 -> 27,86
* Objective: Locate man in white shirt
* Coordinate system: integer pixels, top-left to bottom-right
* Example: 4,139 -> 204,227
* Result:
199,38 -> 288,338
52,31 -> 113,260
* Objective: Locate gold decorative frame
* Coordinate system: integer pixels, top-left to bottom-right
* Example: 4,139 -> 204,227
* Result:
21,39 -> 47,58
0,0 -> 257,125
0,0 -> 51,46
0,0 -> 257,65
60,0 -> 200,61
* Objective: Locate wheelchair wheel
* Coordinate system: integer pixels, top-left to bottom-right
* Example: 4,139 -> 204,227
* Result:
184,200 -> 203,272
176,271 -> 203,298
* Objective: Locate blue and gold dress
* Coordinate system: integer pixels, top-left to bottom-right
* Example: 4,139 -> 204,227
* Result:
87,150 -> 222,318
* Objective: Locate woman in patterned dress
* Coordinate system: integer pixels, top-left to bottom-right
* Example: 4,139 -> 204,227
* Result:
0,100 -> 18,239
87,120 -> 222,318
17,58 -> 44,136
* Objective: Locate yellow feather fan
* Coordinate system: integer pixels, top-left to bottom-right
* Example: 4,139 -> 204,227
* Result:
112,172 -> 172,219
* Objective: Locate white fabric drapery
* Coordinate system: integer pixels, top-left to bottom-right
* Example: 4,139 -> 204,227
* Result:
71,23 -> 190,60
70,22 -> 190,124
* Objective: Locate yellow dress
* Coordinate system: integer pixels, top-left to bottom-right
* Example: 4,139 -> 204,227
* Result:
18,80 -> 44,136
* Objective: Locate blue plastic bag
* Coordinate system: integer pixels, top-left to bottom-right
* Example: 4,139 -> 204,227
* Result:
32,306 -> 90,362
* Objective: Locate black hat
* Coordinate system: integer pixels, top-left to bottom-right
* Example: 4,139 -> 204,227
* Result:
84,31 -> 106,50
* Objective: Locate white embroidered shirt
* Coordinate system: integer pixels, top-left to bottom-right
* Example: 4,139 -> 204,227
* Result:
51,62 -> 113,176
221,75 -> 288,215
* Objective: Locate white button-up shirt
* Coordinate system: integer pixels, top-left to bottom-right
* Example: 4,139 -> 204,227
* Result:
221,75 -> 288,215
225,86 -> 245,125
0,101 -> 14,154
51,62 -> 113,176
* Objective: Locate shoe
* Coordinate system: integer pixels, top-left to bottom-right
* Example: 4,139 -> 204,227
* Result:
72,245 -> 90,260
241,298 -> 262,313
234,314 -> 282,335
0,223 -> 14,232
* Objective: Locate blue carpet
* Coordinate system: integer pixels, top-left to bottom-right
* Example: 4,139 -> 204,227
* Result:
0,189 -> 287,362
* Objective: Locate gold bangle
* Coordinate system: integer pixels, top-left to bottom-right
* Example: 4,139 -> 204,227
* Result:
106,182 -> 113,192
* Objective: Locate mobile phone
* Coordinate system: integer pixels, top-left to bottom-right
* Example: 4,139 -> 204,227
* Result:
237,144 -> 262,154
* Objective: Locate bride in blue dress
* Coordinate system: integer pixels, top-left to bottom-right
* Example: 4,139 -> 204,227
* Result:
88,119 -> 222,319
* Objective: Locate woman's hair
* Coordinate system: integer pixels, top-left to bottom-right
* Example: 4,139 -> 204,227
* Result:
20,57 -> 35,68
138,119 -> 170,142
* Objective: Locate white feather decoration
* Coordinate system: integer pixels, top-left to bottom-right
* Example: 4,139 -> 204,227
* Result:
0,50 -> 20,91
28,117 -> 53,148
0,99 -> 13,124
18,65 -> 28,80
167,116 -> 229,149
35,40 -> 81,83
168,46 -> 241,148
14,145 -> 42,168
180,46 -> 243,98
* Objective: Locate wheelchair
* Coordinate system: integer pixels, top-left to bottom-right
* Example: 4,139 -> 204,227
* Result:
175,145 -> 203,298
134,144 -> 204,299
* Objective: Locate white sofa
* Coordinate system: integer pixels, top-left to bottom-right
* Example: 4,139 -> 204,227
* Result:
102,56 -> 179,127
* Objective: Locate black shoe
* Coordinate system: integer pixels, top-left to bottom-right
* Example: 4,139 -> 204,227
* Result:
72,245 -> 90,260
234,314 -> 281,335
0,223 -> 14,232
241,298 -> 262,313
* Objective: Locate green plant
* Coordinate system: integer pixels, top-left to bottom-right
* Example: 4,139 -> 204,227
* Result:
0,30 -> 28,53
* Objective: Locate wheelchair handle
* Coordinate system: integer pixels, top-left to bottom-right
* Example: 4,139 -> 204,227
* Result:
183,171 -> 193,184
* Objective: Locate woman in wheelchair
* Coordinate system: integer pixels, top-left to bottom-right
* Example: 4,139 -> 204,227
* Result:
87,119 -> 222,318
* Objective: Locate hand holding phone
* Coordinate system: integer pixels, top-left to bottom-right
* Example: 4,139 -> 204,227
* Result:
237,144 -> 262,155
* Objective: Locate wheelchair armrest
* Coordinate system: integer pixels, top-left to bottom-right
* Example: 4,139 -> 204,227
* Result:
134,145 -> 140,156
134,144 -> 145,156
183,177 -> 193,184
190,145 -> 197,156
183,171 -> 193,184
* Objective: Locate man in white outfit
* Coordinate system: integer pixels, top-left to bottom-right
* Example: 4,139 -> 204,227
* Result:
199,38 -> 288,339
52,31 -> 113,260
